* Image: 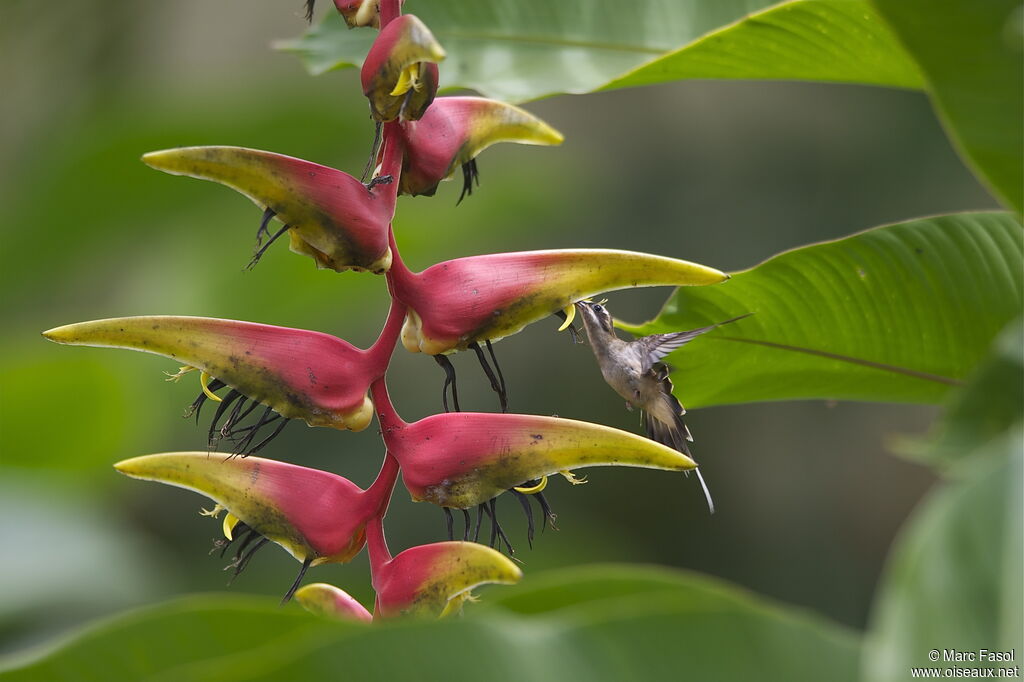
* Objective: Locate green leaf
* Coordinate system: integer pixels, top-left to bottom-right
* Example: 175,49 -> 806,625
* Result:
602,0 -> 922,92
862,438 -> 1023,681
282,0 -> 916,104
622,212 -> 1023,407
896,316 -> 1023,470
869,0 -> 1024,214
0,566 -> 860,682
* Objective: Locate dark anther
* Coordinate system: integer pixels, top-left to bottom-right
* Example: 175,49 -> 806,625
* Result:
207,389 -> 243,447
255,207 -> 277,246
553,309 -> 582,344
364,174 -> 393,193
186,378 -> 225,422
470,341 -> 508,412
361,121 -> 383,183
474,504 -> 484,543
511,489 -> 535,549
444,507 -> 454,541
222,398 -> 260,438
304,0 -> 315,23
456,159 -> 479,205
281,556 -> 314,604
246,223 -> 291,270
433,354 -> 461,412
462,508 -> 471,541
227,536 -> 269,584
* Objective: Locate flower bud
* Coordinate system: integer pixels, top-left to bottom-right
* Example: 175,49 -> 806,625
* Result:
294,583 -> 374,622
397,96 -> 564,198
361,14 -> 445,121
388,248 -> 729,355
142,146 -> 397,273
333,0 -> 383,28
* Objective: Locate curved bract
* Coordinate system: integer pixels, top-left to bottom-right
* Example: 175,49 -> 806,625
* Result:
398,96 -> 564,196
389,248 -> 729,355
361,14 -> 445,121
372,540 -> 521,617
42,316 -> 378,431
142,146 -> 395,273
114,453 -> 378,565
384,412 -> 696,508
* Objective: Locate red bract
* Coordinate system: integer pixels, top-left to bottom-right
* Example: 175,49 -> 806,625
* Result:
114,452 -> 399,601
397,96 -> 564,198
365,517 -> 521,618
388,243 -> 729,356
142,142 -> 402,273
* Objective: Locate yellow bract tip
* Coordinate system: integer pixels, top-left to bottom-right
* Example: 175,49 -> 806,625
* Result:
200,371 -> 222,402
513,476 -> 548,495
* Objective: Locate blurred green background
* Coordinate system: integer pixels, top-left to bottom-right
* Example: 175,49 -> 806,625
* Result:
0,0 -> 1000,657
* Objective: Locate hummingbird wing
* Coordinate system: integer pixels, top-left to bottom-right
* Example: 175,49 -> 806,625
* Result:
637,313 -> 753,373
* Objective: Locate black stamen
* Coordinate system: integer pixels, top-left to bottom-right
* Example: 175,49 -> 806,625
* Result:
433,354 -> 461,412
228,536 -> 269,583
485,340 -> 508,408
207,389 -> 243,447
444,507 -> 454,541
483,497 -> 514,555
246,223 -> 290,270
474,504 -> 484,543
535,492 -> 558,532
462,508 -> 471,541
282,556 -> 314,604
230,527 -> 259,560
304,0 -> 315,23
186,379 -> 225,422
255,207 -> 276,246
214,522 -> 251,558
232,405 -> 278,454
512,489 -> 535,549
456,159 -> 479,205
470,341 -> 508,412
361,121 -> 383,183
245,416 -> 289,455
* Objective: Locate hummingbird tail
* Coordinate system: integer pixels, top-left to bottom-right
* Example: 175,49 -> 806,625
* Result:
695,468 -> 715,514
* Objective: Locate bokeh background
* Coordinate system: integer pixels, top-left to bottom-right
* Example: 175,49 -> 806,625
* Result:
0,0 -> 1001,657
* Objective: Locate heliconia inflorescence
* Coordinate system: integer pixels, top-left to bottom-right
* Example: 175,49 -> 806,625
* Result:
42,0 -> 735,618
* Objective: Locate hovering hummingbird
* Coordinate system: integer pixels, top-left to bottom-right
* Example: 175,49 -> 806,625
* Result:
573,301 -> 752,513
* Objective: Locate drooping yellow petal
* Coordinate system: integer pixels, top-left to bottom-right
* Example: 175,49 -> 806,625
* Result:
557,304 -> 576,332
200,371 -> 222,402
513,476 -> 548,494
222,512 -> 239,540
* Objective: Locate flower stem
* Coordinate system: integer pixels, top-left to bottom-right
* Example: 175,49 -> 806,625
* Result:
371,375 -> 406,431
366,513 -> 392,574
367,297 -> 407,369
379,0 -> 401,27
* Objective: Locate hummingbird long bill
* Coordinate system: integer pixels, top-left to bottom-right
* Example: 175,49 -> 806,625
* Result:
573,301 -> 752,514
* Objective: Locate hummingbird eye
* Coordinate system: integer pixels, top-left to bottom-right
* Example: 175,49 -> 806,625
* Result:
592,304 -> 605,314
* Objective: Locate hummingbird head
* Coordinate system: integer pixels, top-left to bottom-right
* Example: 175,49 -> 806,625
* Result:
574,300 -> 614,335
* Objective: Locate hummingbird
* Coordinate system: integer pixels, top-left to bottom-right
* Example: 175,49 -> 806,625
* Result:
573,301 -> 752,514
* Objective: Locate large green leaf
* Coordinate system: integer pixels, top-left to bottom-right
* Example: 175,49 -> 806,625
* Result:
0,566 -> 860,682
602,0 -> 922,91
862,439 -> 1023,682
621,212 -> 1023,407
279,0 -> 922,103
869,0 -> 1024,214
